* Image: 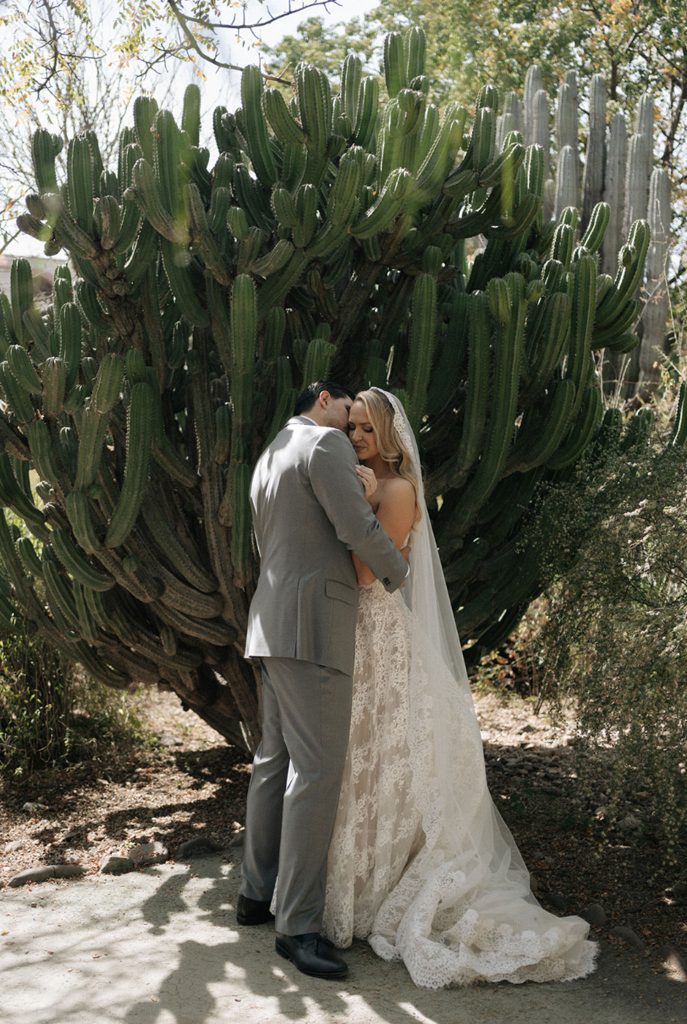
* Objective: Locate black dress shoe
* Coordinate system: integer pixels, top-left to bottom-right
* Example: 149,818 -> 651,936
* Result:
236,894 -> 275,925
275,931 -> 348,980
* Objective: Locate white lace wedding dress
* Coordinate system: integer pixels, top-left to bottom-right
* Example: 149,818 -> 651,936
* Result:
322,580 -> 597,987
321,391 -> 598,989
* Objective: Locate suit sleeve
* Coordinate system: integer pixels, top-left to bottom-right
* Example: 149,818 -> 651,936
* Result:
308,429 -> 408,593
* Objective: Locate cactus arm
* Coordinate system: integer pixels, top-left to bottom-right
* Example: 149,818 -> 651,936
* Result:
250,239 -> 294,278
441,275 -> 527,543
126,158 -> 187,245
524,291 -> 571,398
105,382 -> 154,548
301,336 -> 335,388
256,251 -> 308,316
263,87 -> 306,147
160,239 -> 209,327
65,489 -> 102,555
50,528 -> 115,591
42,549 -> 81,632
547,384 -> 603,469
566,254 -> 597,415
384,32 -> 407,98
670,381 -> 687,448
580,201 -> 610,253
0,361 -> 36,424
506,379 -> 576,473
10,259 -> 34,346
350,167 -> 413,239
596,220 -> 650,325
241,66 -> 278,188
141,496 -> 218,593
27,420 -> 66,491
58,302 -> 83,393
75,401 -> 109,489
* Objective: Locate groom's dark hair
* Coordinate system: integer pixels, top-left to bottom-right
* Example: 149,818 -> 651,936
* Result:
294,380 -> 354,415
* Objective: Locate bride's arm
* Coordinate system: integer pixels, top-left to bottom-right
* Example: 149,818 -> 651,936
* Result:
353,478 -> 416,585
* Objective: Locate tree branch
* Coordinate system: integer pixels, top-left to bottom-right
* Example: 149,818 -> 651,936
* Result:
177,0 -> 340,32
164,0 -> 299,82
35,0 -> 61,98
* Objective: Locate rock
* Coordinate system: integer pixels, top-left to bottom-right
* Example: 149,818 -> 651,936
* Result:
2,840 -> 22,853
175,835 -> 221,860
228,831 -> 245,849
99,854 -> 135,876
661,945 -> 687,983
609,925 -> 646,952
617,814 -> 642,834
547,892 -> 568,913
157,732 -> 182,748
580,902 -> 607,927
128,841 -> 168,867
8,864 -> 85,887
21,801 -> 48,815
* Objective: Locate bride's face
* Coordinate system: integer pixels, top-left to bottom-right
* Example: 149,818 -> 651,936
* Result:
348,400 -> 379,462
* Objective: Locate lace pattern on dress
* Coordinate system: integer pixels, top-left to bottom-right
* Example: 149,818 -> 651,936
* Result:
322,581 -> 598,988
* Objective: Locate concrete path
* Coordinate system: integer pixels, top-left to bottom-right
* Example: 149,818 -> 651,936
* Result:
1,855 -> 685,1024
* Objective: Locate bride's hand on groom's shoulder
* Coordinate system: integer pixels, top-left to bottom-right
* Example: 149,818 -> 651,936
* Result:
355,465 -> 377,501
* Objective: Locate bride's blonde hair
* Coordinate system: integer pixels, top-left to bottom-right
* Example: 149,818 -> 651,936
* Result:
354,389 -> 420,517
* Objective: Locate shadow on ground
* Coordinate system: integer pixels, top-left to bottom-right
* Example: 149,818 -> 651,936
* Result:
1,854 -> 685,1024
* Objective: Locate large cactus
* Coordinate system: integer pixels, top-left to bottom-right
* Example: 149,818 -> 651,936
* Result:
0,30 -> 653,748
517,68 -> 671,397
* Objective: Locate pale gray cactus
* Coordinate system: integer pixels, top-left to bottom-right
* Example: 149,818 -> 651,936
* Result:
554,145 -> 578,218
582,75 -> 606,229
556,74 -> 579,151
496,91 -> 523,151
640,167 -> 672,393
522,67 -> 670,397
602,113 -> 628,276
523,66 -> 544,144
623,132 -> 652,235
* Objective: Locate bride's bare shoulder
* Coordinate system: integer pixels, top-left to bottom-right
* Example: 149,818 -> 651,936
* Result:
378,475 -> 416,511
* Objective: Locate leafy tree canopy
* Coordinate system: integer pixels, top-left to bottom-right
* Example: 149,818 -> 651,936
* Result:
261,1 -> 687,175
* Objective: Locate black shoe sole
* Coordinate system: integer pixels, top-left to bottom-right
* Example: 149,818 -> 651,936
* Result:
236,912 -> 274,926
275,939 -> 348,980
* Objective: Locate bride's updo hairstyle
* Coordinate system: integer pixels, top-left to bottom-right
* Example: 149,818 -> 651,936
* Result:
355,388 -> 419,499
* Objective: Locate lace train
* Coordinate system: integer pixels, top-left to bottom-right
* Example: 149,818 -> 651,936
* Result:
322,581 -> 597,988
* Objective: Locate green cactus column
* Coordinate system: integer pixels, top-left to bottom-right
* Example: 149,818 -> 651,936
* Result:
0,29 -> 656,747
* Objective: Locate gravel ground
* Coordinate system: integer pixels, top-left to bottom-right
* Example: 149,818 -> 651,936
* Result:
1,686 -> 685,982
2,856 -> 686,1024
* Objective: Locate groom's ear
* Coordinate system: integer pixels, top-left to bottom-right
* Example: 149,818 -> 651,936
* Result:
318,389 -> 332,407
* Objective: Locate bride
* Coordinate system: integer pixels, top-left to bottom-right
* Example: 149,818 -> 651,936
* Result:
322,386 -> 597,988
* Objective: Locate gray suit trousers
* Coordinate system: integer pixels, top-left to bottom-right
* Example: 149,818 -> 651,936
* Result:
240,657 -> 353,935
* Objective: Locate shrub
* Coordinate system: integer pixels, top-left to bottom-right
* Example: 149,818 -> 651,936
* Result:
0,623 -> 144,776
524,425 -> 687,860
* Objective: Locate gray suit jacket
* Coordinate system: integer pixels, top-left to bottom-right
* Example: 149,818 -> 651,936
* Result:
244,416 -> 408,675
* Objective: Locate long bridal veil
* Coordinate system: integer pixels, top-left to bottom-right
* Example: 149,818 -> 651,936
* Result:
366,388 -> 597,986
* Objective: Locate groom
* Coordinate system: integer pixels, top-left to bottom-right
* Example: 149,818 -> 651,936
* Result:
239,381 -> 408,980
